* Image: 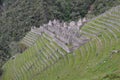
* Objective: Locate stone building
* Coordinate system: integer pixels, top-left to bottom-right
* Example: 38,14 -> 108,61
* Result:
31,19 -> 89,53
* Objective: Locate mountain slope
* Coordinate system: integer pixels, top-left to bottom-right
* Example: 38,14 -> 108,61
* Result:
1,5 -> 120,80
0,0 -> 120,70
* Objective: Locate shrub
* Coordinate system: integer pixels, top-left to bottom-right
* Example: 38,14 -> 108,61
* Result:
18,43 -> 28,53
102,74 -> 120,80
0,68 -> 3,76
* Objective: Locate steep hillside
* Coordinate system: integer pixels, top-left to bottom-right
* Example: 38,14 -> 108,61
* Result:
0,0 -> 119,55
0,0 -> 95,64
1,5 -> 120,80
0,0 -> 120,71
87,0 -> 120,18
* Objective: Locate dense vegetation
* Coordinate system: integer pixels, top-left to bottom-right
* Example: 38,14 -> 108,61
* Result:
87,0 -> 120,18
0,0 -> 120,76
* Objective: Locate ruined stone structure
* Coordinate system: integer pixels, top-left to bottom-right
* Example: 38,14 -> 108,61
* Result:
31,19 -> 89,53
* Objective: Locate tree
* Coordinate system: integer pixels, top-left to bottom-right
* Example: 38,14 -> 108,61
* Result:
0,68 -> 3,76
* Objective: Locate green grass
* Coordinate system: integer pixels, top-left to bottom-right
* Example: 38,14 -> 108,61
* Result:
1,5 -> 120,80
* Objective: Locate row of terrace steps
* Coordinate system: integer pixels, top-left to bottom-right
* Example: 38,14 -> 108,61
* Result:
20,32 -> 39,47
2,35 -> 70,80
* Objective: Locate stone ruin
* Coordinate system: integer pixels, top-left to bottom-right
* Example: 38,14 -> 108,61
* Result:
31,18 -> 89,53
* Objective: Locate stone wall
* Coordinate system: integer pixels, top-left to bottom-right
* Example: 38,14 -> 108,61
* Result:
31,18 -> 89,53
53,38 -> 70,53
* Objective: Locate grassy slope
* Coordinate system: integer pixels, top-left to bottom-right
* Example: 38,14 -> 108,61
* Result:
20,31 -> 39,47
1,5 -> 120,80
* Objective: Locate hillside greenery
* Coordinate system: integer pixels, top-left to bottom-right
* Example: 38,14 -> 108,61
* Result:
87,0 -> 120,18
0,0 -> 120,76
1,5 -> 120,80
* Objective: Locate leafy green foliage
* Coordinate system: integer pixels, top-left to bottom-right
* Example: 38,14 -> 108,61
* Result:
54,0 -> 95,21
102,74 -> 120,80
0,68 -> 3,76
87,0 -> 120,18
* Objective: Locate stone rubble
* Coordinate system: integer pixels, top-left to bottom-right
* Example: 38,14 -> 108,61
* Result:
31,19 -> 89,53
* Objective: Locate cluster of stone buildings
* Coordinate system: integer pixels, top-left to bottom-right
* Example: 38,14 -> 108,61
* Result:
31,18 -> 89,53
